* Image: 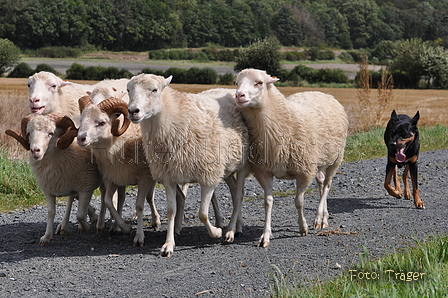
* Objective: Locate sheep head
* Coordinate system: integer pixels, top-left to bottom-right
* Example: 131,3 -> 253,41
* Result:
77,96 -> 130,148
127,73 -> 172,123
88,86 -> 128,105
27,71 -> 73,115
234,68 -> 279,108
6,113 -> 77,160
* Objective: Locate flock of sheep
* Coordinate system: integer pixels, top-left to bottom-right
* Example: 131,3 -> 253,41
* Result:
5,69 -> 348,257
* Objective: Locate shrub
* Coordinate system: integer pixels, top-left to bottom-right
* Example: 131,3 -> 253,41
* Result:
0,38 -> 21,76
287,65 -> 316,83
217,50 -> 235,62
148,50 -> 170,60
234,37 -> 282,77
65,63 -> 85,80
164,67 -> 187,83
218,72 -> 235,85
347,50 -> 371,63
338,51 -> 354,63
7,62 -> 34,78
36,46 -> 81,58
35,64 -> 59,75
317,49 -> 335,60
314,68 -> 348,84
185,67 -> 218,84
140,67 -> 165,76
283,51 -> 307,61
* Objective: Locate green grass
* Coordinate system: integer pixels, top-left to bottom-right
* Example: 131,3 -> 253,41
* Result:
344,125 -> 448,162
270,235 -> 448,297
0,145 -> 44,212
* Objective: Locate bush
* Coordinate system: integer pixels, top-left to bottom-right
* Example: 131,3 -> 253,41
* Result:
347,50 -> 370,63
164,67 -> 187,83
314,68 -> 348,84
287,65 -> 316,83
283,51 -> 307,61
317,50 -> 335,60
35,64 -> 59,75
65,63 -> 85,80
0,38 -> 21,76
7,62 -> 34,78
140,67 -> 165,76
219,72 -> 235,85
234,37 -> 282,76
338,51 -> 354,63
36,46 -> 81,58
185,67 -> 218,84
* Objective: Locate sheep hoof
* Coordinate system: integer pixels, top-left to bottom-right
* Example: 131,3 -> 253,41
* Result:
223,231 -> 235,243
39,236 -> 51,246
159,246 -> 173,258
55,224 -> 69,235
133,236 -> 144,247
257,237 -> 270,248
235,231 -> 243,238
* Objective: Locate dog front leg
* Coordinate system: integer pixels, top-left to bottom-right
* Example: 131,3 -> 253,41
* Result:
402,165 -> 411,200
409,161 -> 425,209
384,161 -> 402,198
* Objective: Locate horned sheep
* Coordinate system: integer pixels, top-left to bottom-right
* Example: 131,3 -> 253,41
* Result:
127,74 -> 249,257
234,68 -> 348,247
5,114 -> 103,245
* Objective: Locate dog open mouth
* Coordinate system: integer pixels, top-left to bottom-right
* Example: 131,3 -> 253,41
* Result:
395,146 -> 407,163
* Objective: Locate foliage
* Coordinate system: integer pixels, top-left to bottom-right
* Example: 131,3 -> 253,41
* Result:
234,37 -> 282,76
35,64 -> 59,75
219,72 -> 235,85
148,48 -> 238,62
313,68 -> 347,84
389,38 -> 448,89
0,38 -> 20,76
7,62 -> 34,78
65,63 -> 132,80
36,46 -> 81,58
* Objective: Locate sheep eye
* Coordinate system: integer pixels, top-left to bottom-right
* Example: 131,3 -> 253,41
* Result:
255,81 -> 263,86
152,88 -> 158,93
48,132 -> 54,137
97,121 -> 106,127
27,84 -> 31,88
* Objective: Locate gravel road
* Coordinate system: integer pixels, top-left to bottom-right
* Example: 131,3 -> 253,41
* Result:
1,149 -> 447,297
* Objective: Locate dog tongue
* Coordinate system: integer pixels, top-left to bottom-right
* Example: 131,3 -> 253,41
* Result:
396,147 -> 406,163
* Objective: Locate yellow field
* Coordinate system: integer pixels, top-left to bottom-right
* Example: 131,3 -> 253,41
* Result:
1,77 -> 448,157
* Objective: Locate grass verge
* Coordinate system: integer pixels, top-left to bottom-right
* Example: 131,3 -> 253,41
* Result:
0,145 -> 45,212
270,235 -> 448,297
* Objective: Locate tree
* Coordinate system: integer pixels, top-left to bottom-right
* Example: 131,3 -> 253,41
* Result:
234,37 -> 282,76
0,38 -> 20,76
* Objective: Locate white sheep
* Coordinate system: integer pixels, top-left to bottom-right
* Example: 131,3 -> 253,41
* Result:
88,79 -> 130,104
5,114 -> 103,245
234,68 -> 348,247
127,74 -> 249,257
76,95 -> 188,246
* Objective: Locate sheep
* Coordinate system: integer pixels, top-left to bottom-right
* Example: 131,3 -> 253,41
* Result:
5,113 -> 103,245
88,79 -> 130,104
127,74 -> 249,257
77,95 -> 189,246
234,68 -> 348,247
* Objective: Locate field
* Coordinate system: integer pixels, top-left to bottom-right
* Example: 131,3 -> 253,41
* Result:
1,77 -> 448,157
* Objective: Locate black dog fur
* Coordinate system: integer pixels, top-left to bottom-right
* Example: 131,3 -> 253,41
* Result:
383,110 -> 424,209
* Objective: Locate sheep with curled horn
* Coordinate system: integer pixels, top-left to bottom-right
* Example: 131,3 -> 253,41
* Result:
77,95 -> 188,246
5,113 -> 103,245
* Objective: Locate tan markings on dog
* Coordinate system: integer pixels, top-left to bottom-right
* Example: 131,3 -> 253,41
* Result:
407,155 -> 418,163
389,156 -> 398,164
402,165 -> 411,199
396,133 -> 414,147
384,166 -> 403,198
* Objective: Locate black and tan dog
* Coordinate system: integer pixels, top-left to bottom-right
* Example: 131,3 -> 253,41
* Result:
384,110 -> 424,209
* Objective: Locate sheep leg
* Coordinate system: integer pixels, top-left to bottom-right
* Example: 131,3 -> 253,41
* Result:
224,167 -> 249,243
314,168 -> 336,230
295,175 -> 311,237
134,180 -> 156,247
160,182 -> 178,257
174,184 -> 186,236
145,182 -> 161,230
76,192 -> 92,233
199,184 -> 222,238
211,191 -> 224,229
96,184 -> 107,233
256,172 -> 274,247
39,193 -> 56,245
111,186 -> 126,233
56,195 -> 75,235
104,183 -> 132,235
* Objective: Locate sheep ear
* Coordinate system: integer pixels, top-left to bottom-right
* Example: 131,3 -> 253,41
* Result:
164,75 -> 173,87
60,80 -> 72,88
5,129 -> 30,150
86,91 -> 92,96
266,76 -> 279,84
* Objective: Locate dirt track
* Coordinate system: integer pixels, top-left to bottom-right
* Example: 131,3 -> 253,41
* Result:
1,149 -> 447,297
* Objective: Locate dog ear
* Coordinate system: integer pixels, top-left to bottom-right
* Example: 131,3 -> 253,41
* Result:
391,110 -> 399,122
412,111 -> 420,125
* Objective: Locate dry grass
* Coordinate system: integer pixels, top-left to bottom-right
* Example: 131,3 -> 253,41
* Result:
2,78 -> 448,157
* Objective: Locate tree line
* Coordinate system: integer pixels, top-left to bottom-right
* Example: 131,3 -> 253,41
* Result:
2,0 -> 448,51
